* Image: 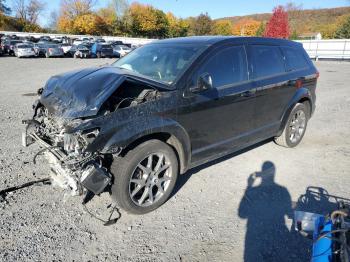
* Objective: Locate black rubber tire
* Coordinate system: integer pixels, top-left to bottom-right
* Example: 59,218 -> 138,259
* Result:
110,139 -> 178,214
274,102 -> 309,148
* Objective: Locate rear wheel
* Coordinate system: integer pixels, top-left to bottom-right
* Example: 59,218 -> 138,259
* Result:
110,140 -> 178,214
274,103 -> 309,148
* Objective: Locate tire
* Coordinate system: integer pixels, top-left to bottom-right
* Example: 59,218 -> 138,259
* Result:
274,103 -> 309,148
110,139 -> 178,214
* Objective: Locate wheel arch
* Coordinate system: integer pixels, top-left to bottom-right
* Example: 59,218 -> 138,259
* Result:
119,132 -> 189,174
278,88 -> 313,136
95,117 -> 192,175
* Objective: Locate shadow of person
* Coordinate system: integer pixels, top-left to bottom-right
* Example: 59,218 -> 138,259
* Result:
238,161 -> 297,262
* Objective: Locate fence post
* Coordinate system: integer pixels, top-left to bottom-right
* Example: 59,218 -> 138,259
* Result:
342,40 -> 347,60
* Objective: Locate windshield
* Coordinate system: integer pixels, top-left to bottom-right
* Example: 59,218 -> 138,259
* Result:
112,44 -> 204,85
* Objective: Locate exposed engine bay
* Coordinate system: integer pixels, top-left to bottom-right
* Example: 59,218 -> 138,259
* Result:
23,72 -> 162,198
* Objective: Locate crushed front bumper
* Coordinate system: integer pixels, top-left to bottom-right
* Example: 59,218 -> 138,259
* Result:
22,121 -> 112,196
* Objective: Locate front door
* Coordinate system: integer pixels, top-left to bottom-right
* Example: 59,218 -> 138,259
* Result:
178,45 -> 256,164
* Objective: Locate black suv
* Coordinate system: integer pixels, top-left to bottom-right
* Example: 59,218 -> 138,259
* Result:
23,36 -> 318,214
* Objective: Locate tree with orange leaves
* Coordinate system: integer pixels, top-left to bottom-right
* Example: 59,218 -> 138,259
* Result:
232,18 -> 260,36
129,2 -> 169,38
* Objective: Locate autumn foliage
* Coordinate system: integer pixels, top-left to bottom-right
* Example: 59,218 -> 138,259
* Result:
232,18 -> 260,36
264,6 -> 290,39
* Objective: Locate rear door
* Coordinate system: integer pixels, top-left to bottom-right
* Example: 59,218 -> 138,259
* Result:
281,46 -> 318,106
247,45 -> 294,139
179,45 -> 256,163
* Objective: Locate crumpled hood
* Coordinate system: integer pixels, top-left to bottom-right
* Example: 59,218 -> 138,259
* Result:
40,66 -> 126,119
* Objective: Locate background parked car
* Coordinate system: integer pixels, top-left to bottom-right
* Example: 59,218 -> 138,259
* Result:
72,39 -> 83,46
95,38 -> 106,43
34,43 -> 64,58
14,43 -> 35,58
52,36 -> 64,43
112,44 -> 132,58
91,43 -> 114,58
2,39 -> 23,55
39,36 -> 51,42
70,44 -> 91,58
60,43 -> 72,56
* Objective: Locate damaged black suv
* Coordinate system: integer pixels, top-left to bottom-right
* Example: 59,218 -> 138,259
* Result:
23,36 -> 318,214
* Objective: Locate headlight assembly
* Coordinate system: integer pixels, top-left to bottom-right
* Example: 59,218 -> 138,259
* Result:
64,128 -> 99,154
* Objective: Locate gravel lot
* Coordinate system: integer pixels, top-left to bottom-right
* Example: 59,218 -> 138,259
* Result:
0,57 -> 349,262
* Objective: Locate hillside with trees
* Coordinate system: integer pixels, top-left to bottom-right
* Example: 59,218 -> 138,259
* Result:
219,5 -> 350,39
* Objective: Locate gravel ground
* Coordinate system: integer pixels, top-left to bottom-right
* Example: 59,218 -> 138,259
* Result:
0,57 -> 349,262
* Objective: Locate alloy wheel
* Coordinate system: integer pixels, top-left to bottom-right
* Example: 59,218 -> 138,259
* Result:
289,109 -> 306,143
129,153 -> 172,207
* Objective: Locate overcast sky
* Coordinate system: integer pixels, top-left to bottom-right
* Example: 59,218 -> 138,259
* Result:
20,0 -> 350,27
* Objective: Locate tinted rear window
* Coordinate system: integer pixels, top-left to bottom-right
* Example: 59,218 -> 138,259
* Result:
250,45 -> 286,79
282,46 -> 309,71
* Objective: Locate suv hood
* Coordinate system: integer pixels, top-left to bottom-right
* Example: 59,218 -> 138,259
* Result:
40,66 -> 127,119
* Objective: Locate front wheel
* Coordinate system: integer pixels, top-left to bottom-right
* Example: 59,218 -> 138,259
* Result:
110,140 -> 178,214
274,102 -> 309,148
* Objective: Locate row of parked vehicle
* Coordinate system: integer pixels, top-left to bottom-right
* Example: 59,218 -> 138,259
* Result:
0,34 -> 135,59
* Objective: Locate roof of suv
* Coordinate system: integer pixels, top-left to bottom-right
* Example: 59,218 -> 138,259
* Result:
155,36 -> 302,48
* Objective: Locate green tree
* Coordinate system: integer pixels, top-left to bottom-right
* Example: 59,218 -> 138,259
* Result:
335,15 -> 350,38
289,30 -> 298,40
191,13 -> 212,35
212,20 -> 232,35
255,22 -> 265,36
167,12 -> 189,37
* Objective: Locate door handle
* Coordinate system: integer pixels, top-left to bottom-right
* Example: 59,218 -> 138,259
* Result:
241,89 -> 256,97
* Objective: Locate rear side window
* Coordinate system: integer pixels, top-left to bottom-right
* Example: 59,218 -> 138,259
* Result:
250,45 -> 285,79
195,46 -> 248,88
282,46 -> 309,71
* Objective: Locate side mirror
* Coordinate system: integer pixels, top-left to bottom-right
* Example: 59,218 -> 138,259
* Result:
190,73 -> 213,93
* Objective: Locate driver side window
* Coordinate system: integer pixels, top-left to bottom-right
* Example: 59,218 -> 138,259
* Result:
193,45 -> 248,89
